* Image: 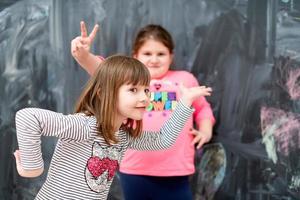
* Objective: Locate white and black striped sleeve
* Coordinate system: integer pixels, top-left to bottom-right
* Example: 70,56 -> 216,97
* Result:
15,108 -> 90,170
127,100 -> 194,151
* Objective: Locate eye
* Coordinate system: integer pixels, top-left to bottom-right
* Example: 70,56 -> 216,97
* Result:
158,52 -> 166,56
143,52 -> 151,56
129,88 -> 137,93
144,88 -> 150,96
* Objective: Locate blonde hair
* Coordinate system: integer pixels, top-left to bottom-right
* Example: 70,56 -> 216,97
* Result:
75,55 -> 150,145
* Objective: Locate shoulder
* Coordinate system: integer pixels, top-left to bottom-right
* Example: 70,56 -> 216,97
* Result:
167,70 -> 198,86
167,70 -> 196,79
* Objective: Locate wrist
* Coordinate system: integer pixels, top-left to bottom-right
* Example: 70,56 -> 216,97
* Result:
18,167 -> 44,178
181,97 -> 193,107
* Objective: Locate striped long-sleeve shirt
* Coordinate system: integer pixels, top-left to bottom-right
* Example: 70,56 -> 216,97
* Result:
15,100 -> 193,200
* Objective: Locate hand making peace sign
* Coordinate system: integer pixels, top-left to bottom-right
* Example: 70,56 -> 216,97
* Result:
71,21 -> 99,61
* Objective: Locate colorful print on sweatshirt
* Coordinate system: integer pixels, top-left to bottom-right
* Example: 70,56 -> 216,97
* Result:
146,90 -> 178,111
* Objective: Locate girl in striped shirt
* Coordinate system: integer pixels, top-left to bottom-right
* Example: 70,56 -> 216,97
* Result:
14,55 -> 212,199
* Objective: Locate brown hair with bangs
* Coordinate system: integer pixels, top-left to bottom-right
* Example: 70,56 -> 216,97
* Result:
132,24 -> 174,56
75,55 -> 150,145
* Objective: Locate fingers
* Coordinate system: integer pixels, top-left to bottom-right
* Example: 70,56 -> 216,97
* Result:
196,86 -> 212,97
191,135 -> 205,149
73,21 -> 98,58
199,86 -> 212,92
14,150 -> 21,166
71,37 -> 83,54
80,21 -> 88,37
71,37 -> 89,54
14,150 -> 19,157
80,21 -> 99,42
189,128 -> 197,135
189,86 -> 212,99
205,87 -> 212,92
185,85 -> 212,95
196,138 -> 206,149
179,83 -> 212,106
89,24 -> 99,42
202,87 -> 212,96
190,130 -> 208,149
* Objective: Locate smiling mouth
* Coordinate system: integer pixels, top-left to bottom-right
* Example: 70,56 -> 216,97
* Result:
136,107 -> 146,110
148,66 -> 160,68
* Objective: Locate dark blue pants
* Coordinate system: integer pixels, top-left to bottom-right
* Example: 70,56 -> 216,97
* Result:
119,172 -> 193,200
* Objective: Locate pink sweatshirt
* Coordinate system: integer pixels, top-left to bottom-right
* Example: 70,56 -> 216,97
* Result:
120,70 -> 215,176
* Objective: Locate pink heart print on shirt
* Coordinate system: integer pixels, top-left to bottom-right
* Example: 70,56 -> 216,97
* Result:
87,156 -> 118,181
154,83 -> 162,90
85,142 -> 121,193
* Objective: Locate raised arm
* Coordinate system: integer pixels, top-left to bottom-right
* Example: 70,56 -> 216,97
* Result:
14,108 -> 91,177
71,21 -> 102,75
128,85 -> 212,150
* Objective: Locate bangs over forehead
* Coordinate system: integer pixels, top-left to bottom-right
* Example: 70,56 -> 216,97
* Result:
108,56 -> 150,86
121,61 -> 150,86
96,55 -> 150,87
